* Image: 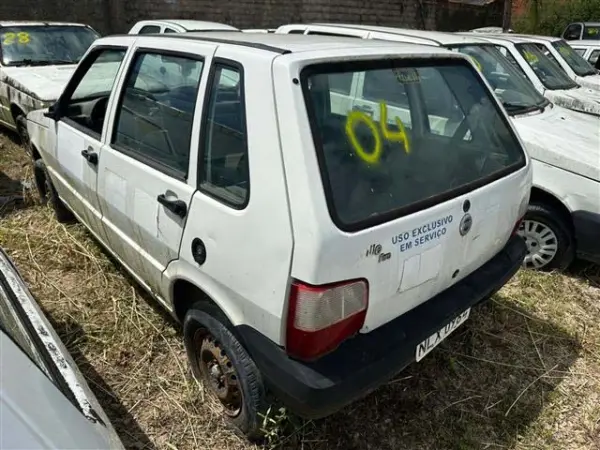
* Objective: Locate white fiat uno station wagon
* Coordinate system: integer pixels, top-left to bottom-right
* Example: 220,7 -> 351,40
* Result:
26,32 -> 531,437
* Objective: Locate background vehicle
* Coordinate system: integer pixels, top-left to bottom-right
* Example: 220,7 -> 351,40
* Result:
27,32 -> 529,437
568,40 -> 600,69
128,19 -> 238,34
0,21 -> 99,150
0,247 -> 123,449
467,33 -> 600,116
509,34 -> 600,90
277,24 -> 600,270
561,22 -> 600,41
471,26 -> 513,33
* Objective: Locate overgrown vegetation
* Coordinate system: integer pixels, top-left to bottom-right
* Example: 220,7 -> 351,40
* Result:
1,131 -> 599,449
514,0 -> 600,37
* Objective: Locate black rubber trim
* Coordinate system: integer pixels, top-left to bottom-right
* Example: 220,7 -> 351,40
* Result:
124,33 -> 291,54
573,210 -> 600,265
236,235 -> 527,419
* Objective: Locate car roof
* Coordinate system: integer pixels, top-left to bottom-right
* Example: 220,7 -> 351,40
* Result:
137,19 -> 238,31
295,23 -> 490,46
142,30 -> 460,55
571,21 -> 600,26
568,40 -> 600,48
508,33 -> 561,43
0,21 -> 89,27
461,32 -> 540,45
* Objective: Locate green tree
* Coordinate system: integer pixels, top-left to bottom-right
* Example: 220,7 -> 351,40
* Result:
514,0 -> 600,36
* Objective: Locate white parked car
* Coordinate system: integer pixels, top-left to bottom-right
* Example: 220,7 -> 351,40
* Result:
0,21 -> 99,151
508,34 -> 600,90
277,24 -> 600,270
568,40 -> 600,69
27,31 -> 530,436
462,33 -> 600,116
0,248 -> 123,449
128,19 -> 238,34
561,22 -> 600,41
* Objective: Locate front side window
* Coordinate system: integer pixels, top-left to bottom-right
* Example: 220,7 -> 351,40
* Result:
583,25 -> 600,40
589,49 -> 600,65
564,24 -> 582,40
515,43 -> 578,90
0,25 -> 99,66
200,63 -> 249,207
62,48 -> 127,136
451,44 -> 548,114
113,52 -> 204,178
302,59 -> 525,229
551,40 -> 597,76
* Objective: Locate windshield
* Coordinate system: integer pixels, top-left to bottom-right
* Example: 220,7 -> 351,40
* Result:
515,43 -> 578,90
0,26 -> 99,66
449,44 -> 548,114
583,25 -> 600,40
301,60 -> 526,229
551,40 -> 597,76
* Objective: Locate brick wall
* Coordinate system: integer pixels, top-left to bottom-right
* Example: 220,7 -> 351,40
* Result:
0,0 -> 502,35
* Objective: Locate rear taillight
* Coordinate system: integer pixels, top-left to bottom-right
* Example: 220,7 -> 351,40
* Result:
285,279 -> 368,361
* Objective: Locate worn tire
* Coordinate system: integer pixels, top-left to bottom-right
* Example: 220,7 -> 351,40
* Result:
34,159 -> 75,224
183,304 -> 267,440
520,202 -> 575,271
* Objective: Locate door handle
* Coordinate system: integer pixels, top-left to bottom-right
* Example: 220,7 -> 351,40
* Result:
81,147 -> 98,165
157,193 -> 187,218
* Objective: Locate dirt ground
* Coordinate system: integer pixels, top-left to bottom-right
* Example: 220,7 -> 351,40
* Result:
0,130 -> 599,450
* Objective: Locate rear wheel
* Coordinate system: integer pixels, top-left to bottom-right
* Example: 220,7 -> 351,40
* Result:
518,202 -> 575,271
34,159 -> 75,224
183,304 -> 266,439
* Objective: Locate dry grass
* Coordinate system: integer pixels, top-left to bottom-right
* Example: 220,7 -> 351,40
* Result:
0,130 -> 599,450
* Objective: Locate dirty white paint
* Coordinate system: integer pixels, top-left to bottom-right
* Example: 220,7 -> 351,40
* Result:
514,104 -> 600,182
0,250 -> 124,449
545,86 -> 600,116
575,74 -> 600,91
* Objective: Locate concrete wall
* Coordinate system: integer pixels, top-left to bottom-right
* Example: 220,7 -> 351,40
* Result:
0,0 -> 503,35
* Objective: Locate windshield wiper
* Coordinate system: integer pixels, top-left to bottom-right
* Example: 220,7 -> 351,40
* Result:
10,58 -> 74,67
502,102 -> 545,115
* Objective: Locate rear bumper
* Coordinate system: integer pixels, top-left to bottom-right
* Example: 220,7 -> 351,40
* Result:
237,235 -> 527,419
573,210 -> 600,265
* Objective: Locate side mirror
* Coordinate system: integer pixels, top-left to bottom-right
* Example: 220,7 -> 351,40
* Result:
43,103 -> 60,121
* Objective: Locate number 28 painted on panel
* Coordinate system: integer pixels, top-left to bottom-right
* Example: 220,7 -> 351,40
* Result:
2,32 -> 31,45
345,102 -> 411,165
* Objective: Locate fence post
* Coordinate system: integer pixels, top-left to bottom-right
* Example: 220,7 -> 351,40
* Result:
503,0 -> 513,32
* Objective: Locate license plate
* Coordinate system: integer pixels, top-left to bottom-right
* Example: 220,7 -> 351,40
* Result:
415,308 -> 471,362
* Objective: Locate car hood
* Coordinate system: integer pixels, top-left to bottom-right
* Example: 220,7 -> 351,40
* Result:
544,86 -> 600,116
513,105 -> 600,182
575,73 -> 600,91
1,65 -> 77,102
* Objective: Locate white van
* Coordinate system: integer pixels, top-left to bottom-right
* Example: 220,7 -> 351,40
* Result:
277,24 -> 600,270
27,31 -> 530,437
461,33 -> 600,116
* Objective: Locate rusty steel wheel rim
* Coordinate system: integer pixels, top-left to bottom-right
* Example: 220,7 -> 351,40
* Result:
194,331 -> 242,417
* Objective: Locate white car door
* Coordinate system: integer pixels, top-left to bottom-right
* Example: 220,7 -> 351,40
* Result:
96,38 -> 217,297
44,47 -> 128,242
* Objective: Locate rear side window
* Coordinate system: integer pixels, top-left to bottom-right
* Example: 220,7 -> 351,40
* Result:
199,63 -> 249,208
112,51 -> 204,178
589,49 -> 600,65
301,60 -> 526,230
139,25 -> 161,34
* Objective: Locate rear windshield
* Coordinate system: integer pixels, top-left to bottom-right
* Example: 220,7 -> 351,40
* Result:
515,43 -> 578,90
551,40 -> 597,76
301,59 -> 526,230
583,25 -> 600,40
